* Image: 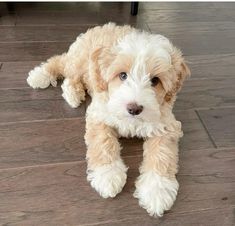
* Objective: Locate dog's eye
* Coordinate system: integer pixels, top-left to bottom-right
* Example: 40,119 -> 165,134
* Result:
119,72 -> 128,81
151,76 -> 159,86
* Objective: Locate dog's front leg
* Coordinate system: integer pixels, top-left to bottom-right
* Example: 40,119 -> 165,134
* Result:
85,119 -> 127,198
134,132 -> 180,217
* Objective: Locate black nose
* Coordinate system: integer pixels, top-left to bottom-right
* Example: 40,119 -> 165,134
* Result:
127,103 -> 143,115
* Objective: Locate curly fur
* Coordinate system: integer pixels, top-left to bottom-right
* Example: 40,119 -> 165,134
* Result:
27,23 -> 190,217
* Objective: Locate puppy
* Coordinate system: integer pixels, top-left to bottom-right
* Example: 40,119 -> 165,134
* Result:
27,23 -> 190,217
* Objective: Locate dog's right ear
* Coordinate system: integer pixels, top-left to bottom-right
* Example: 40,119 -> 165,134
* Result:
89,47 -> 115,93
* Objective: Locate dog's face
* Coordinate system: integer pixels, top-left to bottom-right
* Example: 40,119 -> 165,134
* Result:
91,32 -> 190,123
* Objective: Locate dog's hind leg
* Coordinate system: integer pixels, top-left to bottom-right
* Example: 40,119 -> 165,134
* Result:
27,53 -> 86,108
27,54 -> 66,89
61,77 -> 86,108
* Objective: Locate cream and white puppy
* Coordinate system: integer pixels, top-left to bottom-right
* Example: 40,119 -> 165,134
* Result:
27,23 -> 190,217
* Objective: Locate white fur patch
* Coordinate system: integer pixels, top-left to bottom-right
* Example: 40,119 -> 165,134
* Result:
87,159 -> 128,198
134,171 -> 179,217
116,31 -> 172,65
61,78 -> 82,108
27,66 -> 56,89
86,94 -> 168,138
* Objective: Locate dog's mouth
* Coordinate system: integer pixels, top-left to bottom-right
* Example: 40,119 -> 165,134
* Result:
119,113 -> 145,123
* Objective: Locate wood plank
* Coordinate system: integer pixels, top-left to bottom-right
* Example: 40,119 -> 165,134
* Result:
211,2 -> 235,9
13,2 -> 129,12
2,25 -> 234,64
0,23 -> 146,62
0,148 -> 234,225
1,30 -> 234,63
0,109 -> 213,169
148,21 -> 235,35
174,110 -> 214,150
0,118 -> 86,169
146,16 -> 235,57
13,3 -> 150,27
10,2 -> 233,12
0,42 -> 71,62
0,98 -> 85,123
0,61 -> 40,89
0,16 -> 16,25
0,76 -> 82,124
98,208 -> 234,226
169,33 -> 235,56
0,10 -> 16,25
139,2 -> 221,10
197,107 -> 235,148
0,23 -> 149,43
16,9 -> 137,26
175,78 -> 235,110
0,87 -> 63,103
187,53 -> 235,79
0,25 -> 91,42
137,8 -> 235,24
16,10 -> 103,25
0,61 -> 40,73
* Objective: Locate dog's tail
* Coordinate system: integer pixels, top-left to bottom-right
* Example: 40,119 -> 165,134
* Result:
27,53 -> 66,89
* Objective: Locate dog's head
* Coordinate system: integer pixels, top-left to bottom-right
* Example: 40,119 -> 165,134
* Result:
90,31 -> 190,123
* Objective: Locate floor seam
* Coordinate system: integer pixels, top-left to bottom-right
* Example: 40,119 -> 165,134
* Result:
195,109 -> 217,148
0,116 -> 85,126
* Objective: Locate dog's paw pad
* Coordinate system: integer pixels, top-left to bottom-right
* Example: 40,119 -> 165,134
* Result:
134,171 -> 179,217
87,160 -> 128,198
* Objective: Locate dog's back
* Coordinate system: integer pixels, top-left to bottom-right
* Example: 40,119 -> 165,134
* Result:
27,23 -> 134,107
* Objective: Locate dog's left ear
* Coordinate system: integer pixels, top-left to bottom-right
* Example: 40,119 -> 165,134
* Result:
165,56 -> 190,103
89,47 -> 116,93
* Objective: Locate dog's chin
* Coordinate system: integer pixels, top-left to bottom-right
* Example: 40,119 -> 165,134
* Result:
123,114 -> 144,122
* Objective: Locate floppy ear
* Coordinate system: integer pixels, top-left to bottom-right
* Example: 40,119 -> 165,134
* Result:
164,57 -> 190,103
89,47 -> 115,93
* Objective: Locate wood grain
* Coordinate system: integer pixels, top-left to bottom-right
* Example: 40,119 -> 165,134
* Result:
1,34 -> 235,63
174,110 -> 214,150
0,148 -> 234,225
0,61 -> 40,88
0,87 -> 63,103
0,118 -> 86,169
137,8 -> 235,23
15,8 -> 137,25
98,208 -> 234,226
0,25 -> 92,42
170,33 -> 235,55
187,53 -> 235,79
0,23 -> 149,43
148,21 -> 235,36
175,78 -> 235,110
0,42 -> 71,62
197,107 -> 235,148
0,109 -> 213,169
0,99 -> 85,123
0,14 -> 16,25
139,2 -> 219,10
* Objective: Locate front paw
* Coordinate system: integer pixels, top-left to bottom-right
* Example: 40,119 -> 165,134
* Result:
87,159 -> 128,198
134,171 -> 179,217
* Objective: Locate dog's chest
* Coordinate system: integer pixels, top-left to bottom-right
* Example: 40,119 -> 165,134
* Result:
103,115 -> 165,138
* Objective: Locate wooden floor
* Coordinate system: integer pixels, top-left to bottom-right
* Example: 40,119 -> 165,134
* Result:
0,2 -> 235,226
